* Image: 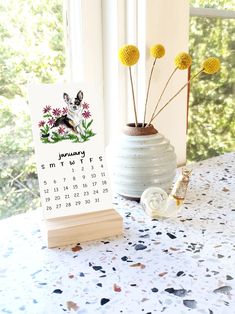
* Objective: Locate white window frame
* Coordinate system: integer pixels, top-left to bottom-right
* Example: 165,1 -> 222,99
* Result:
103,0 -> 190,165
134,0 -> 190,166
66,0 -> 190,165
190,7 -> 235,19
64,0 -> 103,84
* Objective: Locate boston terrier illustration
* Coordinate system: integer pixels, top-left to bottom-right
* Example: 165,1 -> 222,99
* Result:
43,91 -> 84,138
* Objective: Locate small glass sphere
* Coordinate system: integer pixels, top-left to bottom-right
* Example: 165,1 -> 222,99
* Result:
141,187 -> 184,218
141,187 -> 168,217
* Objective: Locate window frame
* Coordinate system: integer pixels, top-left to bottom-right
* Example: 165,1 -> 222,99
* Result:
190,7 -> 235,19
67,0 -> 190,165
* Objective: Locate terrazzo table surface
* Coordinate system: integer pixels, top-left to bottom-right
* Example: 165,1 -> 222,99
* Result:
1,153 -> 235,314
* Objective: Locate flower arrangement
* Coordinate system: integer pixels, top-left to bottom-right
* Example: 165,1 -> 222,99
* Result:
118,44 -> 220,127
38,102 -> 95,144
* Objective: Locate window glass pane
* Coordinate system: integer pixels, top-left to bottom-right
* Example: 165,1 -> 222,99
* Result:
187,16 -> 235,162
0,0 -> 65,219
191,0 -> 235,10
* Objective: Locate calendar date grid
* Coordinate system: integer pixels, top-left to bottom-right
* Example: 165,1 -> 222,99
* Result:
40,155 -> 109,212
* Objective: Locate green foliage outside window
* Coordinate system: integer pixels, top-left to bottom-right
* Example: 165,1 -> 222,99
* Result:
187,0 -> 235,161
0,0 -> 65,218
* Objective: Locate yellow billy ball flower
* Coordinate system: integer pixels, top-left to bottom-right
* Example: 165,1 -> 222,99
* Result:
202,57 -> 220,74
118,45 -> 140,66
150,44 -> 165,59
174,52 -> 192,70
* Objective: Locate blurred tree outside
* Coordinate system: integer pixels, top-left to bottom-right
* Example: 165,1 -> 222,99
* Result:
0,0 -> 65,218
187,0 -> 235,161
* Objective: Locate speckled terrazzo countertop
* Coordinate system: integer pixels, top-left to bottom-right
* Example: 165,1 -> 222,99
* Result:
1,153 -> 235,314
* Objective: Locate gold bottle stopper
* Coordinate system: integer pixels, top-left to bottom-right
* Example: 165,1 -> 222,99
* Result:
171,169 -> 192,206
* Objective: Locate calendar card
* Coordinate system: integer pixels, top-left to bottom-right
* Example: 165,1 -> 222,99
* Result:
28,83 -> 112,220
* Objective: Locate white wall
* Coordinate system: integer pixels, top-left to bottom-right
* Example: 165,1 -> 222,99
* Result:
137,0 -> 190,166
102,0 -> 189,165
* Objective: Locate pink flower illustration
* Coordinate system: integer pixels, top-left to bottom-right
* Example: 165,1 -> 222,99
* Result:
43,105 -> 51,114
52,108 -> 62,116
82,102 -> 89,109
62,107 -> 68,115
58,126 -> 65,134
38,120 -> 45,127
48,118 -> 55,126
82,110 -> 91,119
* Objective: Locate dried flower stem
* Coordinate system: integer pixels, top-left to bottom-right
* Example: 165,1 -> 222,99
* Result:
129,66 -> 138,126
148,67 -> 178,125
142,58 -> 157,127
151,69 -> 203,122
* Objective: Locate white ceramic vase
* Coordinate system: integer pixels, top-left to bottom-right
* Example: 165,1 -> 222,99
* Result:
111,123 -> 177,201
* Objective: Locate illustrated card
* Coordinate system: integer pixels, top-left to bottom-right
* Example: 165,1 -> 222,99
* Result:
28,83 -> 112,220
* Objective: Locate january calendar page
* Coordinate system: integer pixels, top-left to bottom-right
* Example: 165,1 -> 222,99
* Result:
28,83 -> 112,220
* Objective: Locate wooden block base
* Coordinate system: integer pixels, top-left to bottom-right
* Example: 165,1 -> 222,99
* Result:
42,209 -> 123,248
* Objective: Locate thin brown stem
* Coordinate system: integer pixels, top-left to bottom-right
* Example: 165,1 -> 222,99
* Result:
129,66 -> 138,126
148,67 -> 178,125
142,58 -> 157,127
151,69 -> 204,123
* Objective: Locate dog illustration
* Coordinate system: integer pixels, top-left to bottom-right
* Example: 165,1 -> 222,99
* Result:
43,91 -> 84,138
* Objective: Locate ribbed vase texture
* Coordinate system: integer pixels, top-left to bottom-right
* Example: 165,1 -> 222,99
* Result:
112,132 -> 177,200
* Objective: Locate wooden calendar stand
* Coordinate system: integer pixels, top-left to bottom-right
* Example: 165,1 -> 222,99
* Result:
43,209 -> 123,248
